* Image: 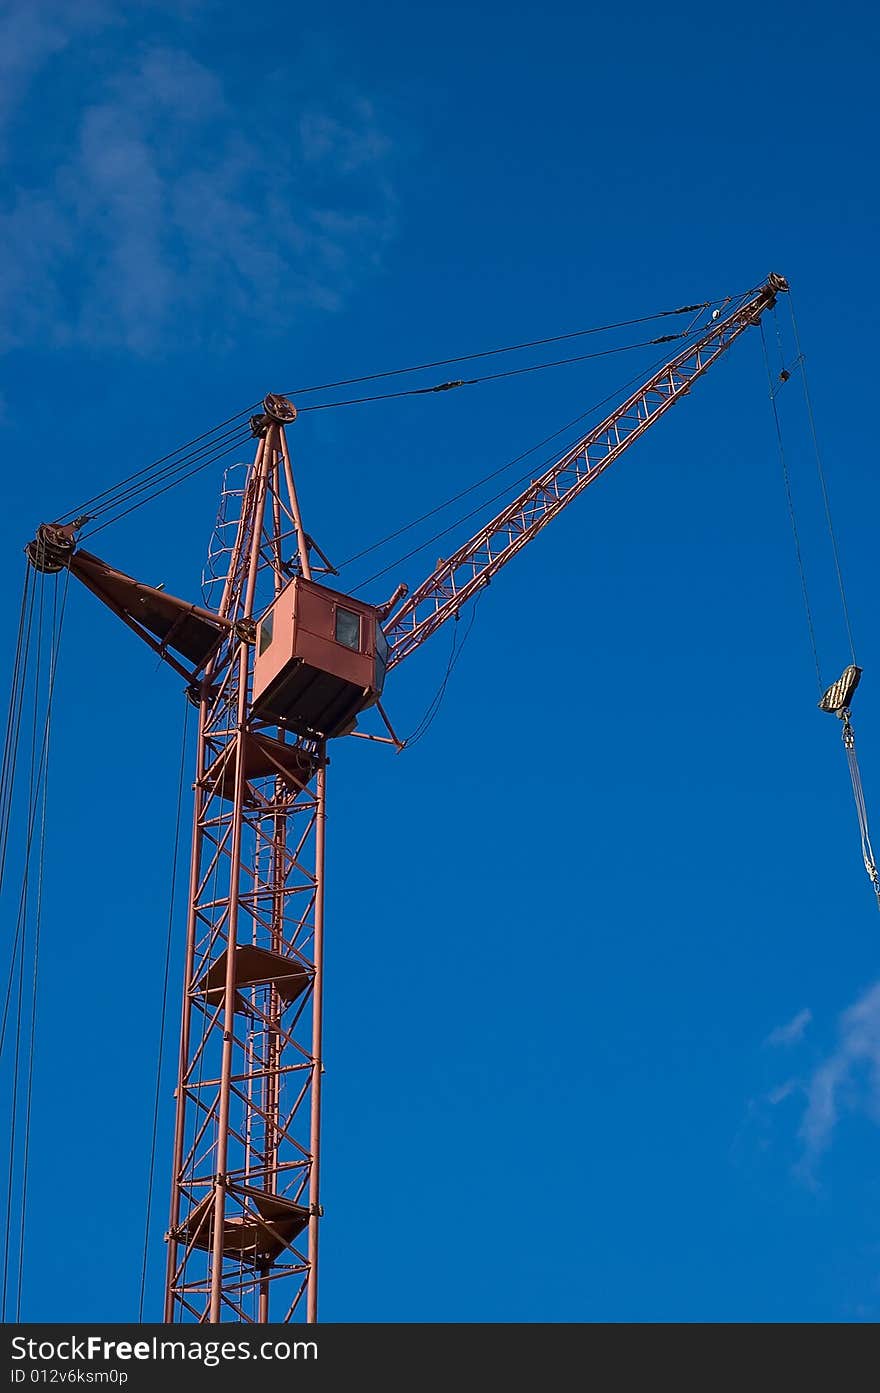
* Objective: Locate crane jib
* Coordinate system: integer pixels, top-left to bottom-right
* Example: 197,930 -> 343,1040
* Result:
383,275 -> 789,668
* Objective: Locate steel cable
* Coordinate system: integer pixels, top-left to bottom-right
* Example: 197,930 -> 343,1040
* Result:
59,407 -> 261,524
13,574 -> 63,1319
342,302 -> 760,594
842,717 -> 880,911
760,320 -> 823,693
139,697 -> 190,1319
81,427 -> 255,535
84,319 -> 720,535
60,291 -> 741,538
295,331 -> 698,416
1,572 -> 43,1320
0,567 -> 36,899
788,296 -> 858,667
0,572 -> 70,1057
403,592 -> 484,748
282,298 -> 720,400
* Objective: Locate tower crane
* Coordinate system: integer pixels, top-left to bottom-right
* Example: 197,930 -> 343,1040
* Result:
24,272 -> 789,1324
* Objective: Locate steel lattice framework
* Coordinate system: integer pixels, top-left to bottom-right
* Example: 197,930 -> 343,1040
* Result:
384,276 -> 788,664
24,272 -> 789,1324
164,418 -> 328,1322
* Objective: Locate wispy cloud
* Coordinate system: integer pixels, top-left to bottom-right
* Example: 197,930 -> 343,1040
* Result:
764,1008 -> 812,1049
766,1079 -> 799,1105
743,985 -> 880,1181
299,103 -> 392,174
0,13 -> 396,353
0,2 -> 106,141
799,980 -> 880,1165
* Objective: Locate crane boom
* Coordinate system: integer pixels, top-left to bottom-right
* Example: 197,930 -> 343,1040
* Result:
383,273 -> 789,668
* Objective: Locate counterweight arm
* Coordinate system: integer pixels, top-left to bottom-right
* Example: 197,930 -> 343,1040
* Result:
383,274 -> 789,669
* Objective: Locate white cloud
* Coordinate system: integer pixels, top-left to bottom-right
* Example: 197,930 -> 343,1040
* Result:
299,103 -> 391,174
764,1008 -> 813,1049
0,27 -> 396,353
799,980 -> 880,1164
766,1079 -> 799,1105
0,2 -> 106,140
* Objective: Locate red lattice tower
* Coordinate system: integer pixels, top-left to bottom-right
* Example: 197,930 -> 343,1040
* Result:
164,400 -> 334,1322
23,275 -> 789,1323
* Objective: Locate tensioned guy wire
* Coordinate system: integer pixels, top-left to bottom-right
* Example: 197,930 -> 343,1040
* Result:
59,407 -> 261,524
293,327 -> 707,416
0,572 -> 70,1059
403,591 -> 485,749
84,432 -> 254,538
788,295 -> 858,667
0,574 -> 43,1321
0,566 -> 33,899
335,324 -> 737,584
282,298 -> 718,399
14,573 -> 62,1320
60,290 -> 740,536
139,698 -> 190,1320
760,319 -> 824,693
346,323 -> 739,594
765,302 -> 875,914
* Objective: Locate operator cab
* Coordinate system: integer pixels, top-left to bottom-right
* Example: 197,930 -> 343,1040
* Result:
252,577 -> 388,738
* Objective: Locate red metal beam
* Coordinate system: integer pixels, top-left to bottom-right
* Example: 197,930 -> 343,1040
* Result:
383,275 -> 788,667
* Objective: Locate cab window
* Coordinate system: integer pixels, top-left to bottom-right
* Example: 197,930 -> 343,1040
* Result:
335,607 -> 361,651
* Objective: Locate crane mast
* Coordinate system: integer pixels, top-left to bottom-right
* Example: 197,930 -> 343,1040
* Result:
23,273 -> 788,1323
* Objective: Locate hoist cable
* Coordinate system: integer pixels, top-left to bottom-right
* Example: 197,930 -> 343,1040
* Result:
59,301 -> 722,528
80,420 -> 253,521
337,409 -> 616,574
0,567 -> 34,899
139,698 -> 189,1320
344,298 -> 763,594
349,335 -> 716,596
0,571 -> 32,806
403,592 -> 484,749
2,872 -> 26,1320
338,332 -> 719,580
0,572 -> 69,1059
83,431 -> 254,538
60,291 -> 749,538
788,296 -> 858,666
296,329 -> 704,416
760,321 -> 823,694
294,290 -> 761,416
352,459 -> 549,595
83,330 -> 689,536
59,406 -> 261,524
13,575 -> 61,1320
841,715 -> 880,911
763,312 -> 875,912
0,570 -> 34,1283
1,571 -> 43,1320
283,297 -> 724,400
78,422 -> 254,529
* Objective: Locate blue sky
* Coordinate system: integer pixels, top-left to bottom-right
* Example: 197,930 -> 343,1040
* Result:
2,0 -> 880,1322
